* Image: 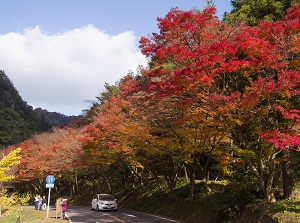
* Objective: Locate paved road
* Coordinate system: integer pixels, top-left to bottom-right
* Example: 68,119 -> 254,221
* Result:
63,206 -> 184,223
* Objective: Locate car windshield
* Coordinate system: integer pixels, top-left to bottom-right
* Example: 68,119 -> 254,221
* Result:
99,195 -> 115,201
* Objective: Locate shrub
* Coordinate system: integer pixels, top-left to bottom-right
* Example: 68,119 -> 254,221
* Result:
0,189 -> 30,217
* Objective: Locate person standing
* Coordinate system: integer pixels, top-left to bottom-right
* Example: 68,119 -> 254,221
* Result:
61,199 -> 68,219
38,195 -> 43,210
34,194 -> 39,210
41,196 -> 47,210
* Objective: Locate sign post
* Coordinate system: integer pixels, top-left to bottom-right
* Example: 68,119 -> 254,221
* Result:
46,175 -> 55,219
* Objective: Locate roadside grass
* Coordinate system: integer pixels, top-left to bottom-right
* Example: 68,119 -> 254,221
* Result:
115,179 -> 234,223
0,207 -> 64,223
270,196 -> 300,223
273,197 -> 300,214
115,179 -> 300,223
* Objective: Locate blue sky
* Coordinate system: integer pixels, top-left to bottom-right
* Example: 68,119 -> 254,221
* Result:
0,0 -> 232,115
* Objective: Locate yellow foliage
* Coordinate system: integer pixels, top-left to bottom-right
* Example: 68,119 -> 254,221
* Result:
0,148 -> 21,182
235,148 -> 256,158
222,166 -> 232,176
0,189 -> 30,217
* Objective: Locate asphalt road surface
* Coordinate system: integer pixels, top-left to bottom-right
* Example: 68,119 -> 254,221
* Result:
63,206 -> 185,223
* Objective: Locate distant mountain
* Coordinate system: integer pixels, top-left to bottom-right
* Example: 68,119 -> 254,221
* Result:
0,70 -> 80,148
34,108 -> 78,127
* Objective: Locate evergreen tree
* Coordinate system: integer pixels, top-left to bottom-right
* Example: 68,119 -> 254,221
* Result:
224,0 -> 300,25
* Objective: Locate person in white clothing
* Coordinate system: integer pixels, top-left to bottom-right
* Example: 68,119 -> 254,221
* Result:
42,196 -> 47,210
34,194 -> 39,210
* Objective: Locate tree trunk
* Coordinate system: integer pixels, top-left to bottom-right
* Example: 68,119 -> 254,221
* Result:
282,150 -> 295,199
189,168 -> 196,197
264,181 -> 276,202
203,179 -> 212,195
249,153 -> 277,203
106,178 -> 112,194
183,165 -> 189,183
185,162 -> 196,197
164,173 -> 177,195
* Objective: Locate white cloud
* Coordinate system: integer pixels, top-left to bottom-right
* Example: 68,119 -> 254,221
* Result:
0,25 -> 147,115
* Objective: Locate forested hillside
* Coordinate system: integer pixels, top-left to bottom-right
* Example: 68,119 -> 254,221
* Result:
0,70 -> 79,148
34,108 -> 79,127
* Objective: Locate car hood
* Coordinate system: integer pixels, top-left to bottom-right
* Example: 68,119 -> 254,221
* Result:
99,200 -> 115,204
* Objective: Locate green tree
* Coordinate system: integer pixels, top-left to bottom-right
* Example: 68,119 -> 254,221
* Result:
0,70 -> 53,148
83,82 -> 121,120
224,0 -> 300,25
0,108 -> 35,147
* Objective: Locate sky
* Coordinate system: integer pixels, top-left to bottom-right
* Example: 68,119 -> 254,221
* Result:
0,0 -> 232,116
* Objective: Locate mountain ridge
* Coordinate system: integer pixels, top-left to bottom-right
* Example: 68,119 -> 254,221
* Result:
0,70 -> 80,148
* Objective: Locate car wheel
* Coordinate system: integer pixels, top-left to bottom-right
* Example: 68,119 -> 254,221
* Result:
96,205 -> 100,212
91,206 -> 94,211
114,209 -> 117,212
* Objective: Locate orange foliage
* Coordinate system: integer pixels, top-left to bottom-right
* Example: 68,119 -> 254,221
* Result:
15,127 -> 83,180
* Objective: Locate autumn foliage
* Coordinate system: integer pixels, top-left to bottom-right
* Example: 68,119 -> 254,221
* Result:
3,4 -> 300,203
15,127 -> 83,180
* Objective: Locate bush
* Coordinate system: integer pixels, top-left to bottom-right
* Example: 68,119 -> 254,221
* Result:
216,171 -> 262,221
0,189 -> 30,217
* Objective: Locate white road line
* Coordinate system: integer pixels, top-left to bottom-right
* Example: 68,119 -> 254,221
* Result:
123,213 -> 137,218
129,210 -> 182,222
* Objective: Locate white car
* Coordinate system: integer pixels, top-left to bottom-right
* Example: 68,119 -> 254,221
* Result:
91,194 -> 118,211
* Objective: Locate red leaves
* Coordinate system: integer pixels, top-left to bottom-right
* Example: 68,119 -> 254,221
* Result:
284,3 -> 300,21
156,7 -> 219,44
261,130 -> 300,150
76,3 -> 300,171
9,3 -> 300,183
274,105 -> 300,123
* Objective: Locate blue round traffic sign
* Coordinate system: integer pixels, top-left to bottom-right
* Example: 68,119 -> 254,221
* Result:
46,175 -> 55,184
